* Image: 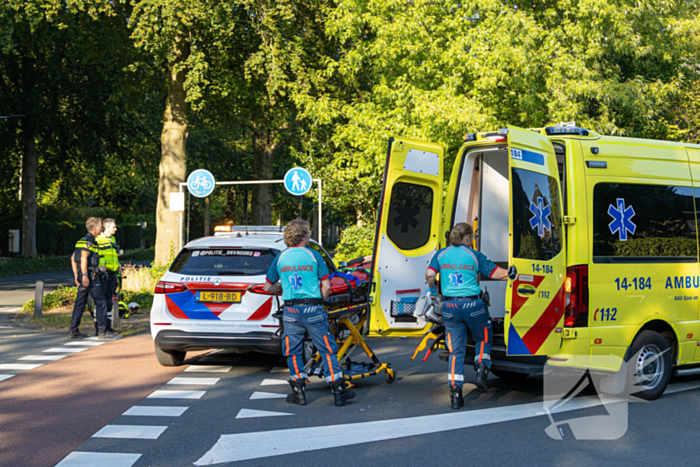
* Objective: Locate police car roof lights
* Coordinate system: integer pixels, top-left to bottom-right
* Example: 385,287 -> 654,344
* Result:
544,126 -> 590,136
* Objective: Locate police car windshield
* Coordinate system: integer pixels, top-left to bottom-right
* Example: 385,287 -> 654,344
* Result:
170,248 -> 277,276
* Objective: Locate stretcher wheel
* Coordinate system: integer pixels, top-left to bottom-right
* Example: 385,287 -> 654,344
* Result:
385,368 -> 396,384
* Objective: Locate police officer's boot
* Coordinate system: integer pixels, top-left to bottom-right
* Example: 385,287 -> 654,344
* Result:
331,378 -> 356,406
450,385 -> 464,410
475,362 -> 489,393
286,379 -> 307,406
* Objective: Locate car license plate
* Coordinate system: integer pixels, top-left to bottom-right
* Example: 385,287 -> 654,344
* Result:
197,291 -> 241,303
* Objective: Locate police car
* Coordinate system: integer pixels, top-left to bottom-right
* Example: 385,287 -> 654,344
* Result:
150,226 -> 337,366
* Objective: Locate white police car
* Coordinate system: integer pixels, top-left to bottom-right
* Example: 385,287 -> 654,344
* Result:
150,226 -> 337,366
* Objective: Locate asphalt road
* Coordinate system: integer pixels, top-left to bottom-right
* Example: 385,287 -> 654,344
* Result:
3,335 -> 691,467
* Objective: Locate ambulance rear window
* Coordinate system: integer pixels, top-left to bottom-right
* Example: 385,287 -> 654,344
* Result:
592,183 -> 697,261
170,249 -> 277,276
386,182 -> 433,250
511,168 -> 563,260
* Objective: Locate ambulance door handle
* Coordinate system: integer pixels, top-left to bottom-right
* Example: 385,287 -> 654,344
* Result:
517,285 -> 536,296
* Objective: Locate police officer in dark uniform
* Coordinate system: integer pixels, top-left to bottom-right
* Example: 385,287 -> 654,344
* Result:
68,217 -> 115,340
262,219 -> 355,406
426,222 -> 508,409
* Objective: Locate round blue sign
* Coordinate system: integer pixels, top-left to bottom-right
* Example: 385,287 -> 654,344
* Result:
187,169 -> 216,198
284,167 -> 312,196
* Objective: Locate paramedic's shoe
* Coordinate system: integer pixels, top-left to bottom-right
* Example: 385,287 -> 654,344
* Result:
331,379 -> 355,406
286,379 -> 307,406
475,362 -> 489,392
450,385 -> 464,410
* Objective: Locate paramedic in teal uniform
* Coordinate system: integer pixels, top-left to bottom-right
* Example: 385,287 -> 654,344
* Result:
263,219 -> 356,407
426,222 -> 508,409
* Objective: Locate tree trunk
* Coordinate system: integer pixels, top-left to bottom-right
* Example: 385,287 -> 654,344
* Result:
251,127 -> 274,225
20,116 -> 39,258
154,38 -> 189,265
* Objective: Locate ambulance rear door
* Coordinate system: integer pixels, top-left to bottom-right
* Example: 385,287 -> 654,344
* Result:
505,126 -> 566,356
369,137 -> 444,336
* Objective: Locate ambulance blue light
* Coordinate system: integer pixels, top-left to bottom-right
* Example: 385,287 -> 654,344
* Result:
545,127 -> 590,136
463,133 -> 477,142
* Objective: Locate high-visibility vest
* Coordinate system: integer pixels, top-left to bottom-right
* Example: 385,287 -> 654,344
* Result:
97,234 -> 120,272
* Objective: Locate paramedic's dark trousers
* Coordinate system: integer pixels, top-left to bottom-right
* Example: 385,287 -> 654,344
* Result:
282,305 -> 342,383
442,297 -> 493,388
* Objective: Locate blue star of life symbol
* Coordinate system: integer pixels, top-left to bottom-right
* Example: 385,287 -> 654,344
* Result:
449,272 -> 464,288
607,198 -> 636,241
289,273 -> 303,291
529,197 -> 552,237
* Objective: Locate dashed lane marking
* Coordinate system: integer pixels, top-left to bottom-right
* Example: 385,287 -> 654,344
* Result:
19,355 -> 67,361
65,341 -> 106,346
0,374 -> 14,382
261,379 -> 289,386
235,409 -> 294,419
250,392 -> 288,400
122,406 -> 189,417
92,425 -> 168,440
184,365 -> 232,373
147,390 -> 206,400
55,451 -> 141,467
167,377 -> 220,386
195,396 -> 620,465
0,363 -> 43,370
43,347 -> 87,353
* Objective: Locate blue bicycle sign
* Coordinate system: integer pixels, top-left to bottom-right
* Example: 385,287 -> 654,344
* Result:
187,169 -> 216,198
284,167 -> 312,196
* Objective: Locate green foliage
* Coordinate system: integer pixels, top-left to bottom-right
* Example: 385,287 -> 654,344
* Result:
334,226 -> 375,263
609,238 -> 697,257
121,248 -> 155,262
22,285 -> 76,312
0,256 -> 69,278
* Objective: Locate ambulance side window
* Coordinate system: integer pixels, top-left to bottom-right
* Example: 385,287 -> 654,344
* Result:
386,182 -> 433,250
592,183 -> 697,261
511,168 -> 563,260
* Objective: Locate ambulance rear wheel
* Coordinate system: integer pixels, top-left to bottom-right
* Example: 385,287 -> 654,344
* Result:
155,346 -> 186,366
626,331 -> 672,401
490,368 -> 529,380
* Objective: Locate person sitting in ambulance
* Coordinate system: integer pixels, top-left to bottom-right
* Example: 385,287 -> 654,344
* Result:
262,219 -> 356,407
426,222 -> 508,409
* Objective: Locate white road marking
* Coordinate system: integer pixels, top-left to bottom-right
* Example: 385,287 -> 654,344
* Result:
664,380 -> 700,394
43,347 -> 86,353
235,409 -> 294,419
0,307 -> 21,312
122,406 -> 189,417
147,390 -> 206,400
250,392 -> 288,400
270,367 -> 288,373
55,452 -> 142,467
92,424 -> 168,440
0,374 -> 14,382
167,377 -> 220,386
85,336 -> 121,340
0,363 -> 43,370
195,396 -> 620,465
261,379 -> 289,386
19,355 -> 67,361
65,341 -> 106,346
184,365 -> 232,373
0,325 -> 14,329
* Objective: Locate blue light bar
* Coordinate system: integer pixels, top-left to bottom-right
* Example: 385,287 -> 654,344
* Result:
463,133 -> 477,142
545,127 -> 590,136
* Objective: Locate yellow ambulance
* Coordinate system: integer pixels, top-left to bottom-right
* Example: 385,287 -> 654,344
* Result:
368,125 -> 700,399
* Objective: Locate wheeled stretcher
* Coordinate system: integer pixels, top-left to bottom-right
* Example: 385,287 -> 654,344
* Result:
273,262 -> 396,386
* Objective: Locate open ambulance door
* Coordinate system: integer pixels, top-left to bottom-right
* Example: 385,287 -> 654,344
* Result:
369,137 -> 444,337
504,127 -> 566,356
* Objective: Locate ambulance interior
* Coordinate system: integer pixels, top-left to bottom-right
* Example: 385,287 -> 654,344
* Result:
452,143 -> 566,342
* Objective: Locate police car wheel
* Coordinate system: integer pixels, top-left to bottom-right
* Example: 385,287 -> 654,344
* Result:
490,368 -> 529,380
155,346 -> 186,367
626,331 -> 672,401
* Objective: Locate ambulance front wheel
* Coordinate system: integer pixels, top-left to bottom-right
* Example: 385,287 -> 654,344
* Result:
626,331 -> 672,401
385,368 -> 396,384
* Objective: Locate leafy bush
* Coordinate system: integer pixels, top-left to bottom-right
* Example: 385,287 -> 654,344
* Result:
22,286 -> 77,312
0,256 -> 70,278
334,226 -> 375,263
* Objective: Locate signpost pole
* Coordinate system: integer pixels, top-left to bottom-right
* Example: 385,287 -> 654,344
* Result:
316,179 -> 322,244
